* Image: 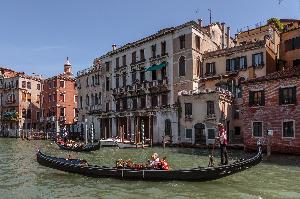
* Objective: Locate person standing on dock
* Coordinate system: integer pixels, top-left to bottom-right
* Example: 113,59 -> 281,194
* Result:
216,123 -> 228,165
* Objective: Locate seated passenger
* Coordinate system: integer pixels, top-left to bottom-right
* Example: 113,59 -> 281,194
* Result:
149,153 -> 160,169
160,157 -> 170,170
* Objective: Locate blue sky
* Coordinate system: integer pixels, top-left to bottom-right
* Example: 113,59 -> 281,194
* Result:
0,0 -> 299,78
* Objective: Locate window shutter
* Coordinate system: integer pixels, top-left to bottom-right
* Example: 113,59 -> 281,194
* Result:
226,59 -> 230,71
252,54 -> 255,67
279,88 -> 283,105
244,56 -> 247,68
261,90 -> 265,106
235,58 -> 239,71
292,86 -> 297,104
261,52 -> 264,65
206,63 -> 210,74
213,62 -> 216,74
206,102 -> 209,115
249,91 -> 254,106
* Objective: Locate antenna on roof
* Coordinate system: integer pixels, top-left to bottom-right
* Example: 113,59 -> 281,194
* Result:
208,9 -> 212,24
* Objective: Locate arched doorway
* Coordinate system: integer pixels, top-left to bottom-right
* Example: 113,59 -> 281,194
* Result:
194,123 -> 206,145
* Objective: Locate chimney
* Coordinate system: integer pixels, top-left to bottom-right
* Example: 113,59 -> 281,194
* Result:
226,26 -> 230,48
221,23 -> 225,49
198,19 -> 203,27
112,44 -> 117,51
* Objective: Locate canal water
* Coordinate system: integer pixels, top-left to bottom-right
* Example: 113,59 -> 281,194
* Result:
0,138 -> 299,199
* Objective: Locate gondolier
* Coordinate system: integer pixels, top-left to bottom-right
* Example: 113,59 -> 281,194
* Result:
216,123 -> 228,165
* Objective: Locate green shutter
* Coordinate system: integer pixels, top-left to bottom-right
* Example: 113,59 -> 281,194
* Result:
206,63 -> 209,74
279,88 -> 283,105
249,91 -> 254,106
244,56 -> 247,67
292,86 -> 297,104
226,59 -> 230,71
261,90 -> 265,106
213,62 -> 216,74
235,58 -> 239,70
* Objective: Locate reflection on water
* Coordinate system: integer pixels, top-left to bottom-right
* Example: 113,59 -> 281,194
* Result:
0,138 -> 299,199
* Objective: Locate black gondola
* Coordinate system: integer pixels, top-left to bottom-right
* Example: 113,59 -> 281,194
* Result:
56,142 -> 100,152
36,147 -> 262,181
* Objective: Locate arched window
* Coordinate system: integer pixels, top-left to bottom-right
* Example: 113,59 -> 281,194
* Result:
179,56 -> 186,76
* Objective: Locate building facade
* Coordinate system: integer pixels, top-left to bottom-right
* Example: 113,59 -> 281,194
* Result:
0,68 -> 42,137
41,59 -> 78,135
178,89 -> 233,145
241,67 -> 300,154
77,20 -> 231,144
280,26 -> 300,67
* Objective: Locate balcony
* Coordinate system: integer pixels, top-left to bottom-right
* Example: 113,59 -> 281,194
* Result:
88,105 -> 102,115
205,114 -> 216,120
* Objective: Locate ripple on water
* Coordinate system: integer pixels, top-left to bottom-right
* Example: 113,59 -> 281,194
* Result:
0,138 -> 300,199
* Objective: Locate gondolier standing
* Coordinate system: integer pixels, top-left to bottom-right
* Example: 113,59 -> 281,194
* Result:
216,123 -> 228,165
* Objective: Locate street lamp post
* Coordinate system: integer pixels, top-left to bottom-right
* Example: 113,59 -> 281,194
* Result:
85,118 -> 88,145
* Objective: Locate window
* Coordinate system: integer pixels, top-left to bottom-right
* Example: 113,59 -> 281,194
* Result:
95,93 -> 98,105
86,94 -> 89,106
179,35 -> 185,49
152,70 -> 157,81
92,76 -> 95,86
86,77 -> 89,87
252,53 -> 264,67
27,109 -> 31,119
132,98 -> 137,110
165,119 -> 171,136
22,109 -> 26,118
151,44 -> 156,58
122,74 -> 126,87
226,58 -> 238,72
59,107 -> 65,117
206,62 -> 216,75
293,59 -> 300,67
207,129 -> 215,139
196,58 -> 201,77
132,51 -> 136,64
151,95 -> 158,107
37,84 -> 41,90
116,76 -> 119,88
105,62 -> 110,72
195,35 -> 200,50
99,92 -> 102,105
122,55 -> 126,66
22,81 -> 26,88
249,90 -> 265,106
60,80 -> 65,88
207,101 -> 215,115
106,102 -> 109,112
184,103 -> 192,116
22,92 -> 26,102
161,41 -> 166,56
59,93 -> 65,102
116,57 -> 120,68
239,56 -> 247,69
132,72 -> 136,83
253,122 -> 263,137
234,127 -> 241,136
27,82 -> 31,89
140,97 -> 146,108
140,49 -> 145,61
283,121 -> 294,138
185,129 -> 192,139
179,56 -> 186,76
285,36 -> 300,52
48,94 -> 52,102
36,111 -> 40,119
116,101 -> 120,112
140,71 -> 145,82
122,99 -> 127,110
27,93 -> 31,102
106,77 -> 110,91
161,66 -> 166,79
53,80 -> 57,88
161,94 -> 168,106
279,87 -> 296,105
80,96 -> 83,109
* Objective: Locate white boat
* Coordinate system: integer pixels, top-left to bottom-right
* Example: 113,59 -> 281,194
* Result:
99,138 -> 119,147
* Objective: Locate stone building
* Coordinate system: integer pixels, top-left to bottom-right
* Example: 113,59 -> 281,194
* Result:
77,20 -> 232,144
41,58 -> 78,134
178,88 -> 233,145
241,67 -> 300,154
0,67 -> 42,137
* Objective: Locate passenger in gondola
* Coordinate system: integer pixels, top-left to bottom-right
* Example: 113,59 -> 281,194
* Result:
216,123 -> 228,165
160,157 -> 169,170
149,153 -> 160,169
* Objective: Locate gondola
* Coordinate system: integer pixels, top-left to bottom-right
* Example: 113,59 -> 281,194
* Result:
36,147 -> 262,181
56,142 -> 100,152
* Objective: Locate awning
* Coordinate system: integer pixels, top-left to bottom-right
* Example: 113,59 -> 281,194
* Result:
146,62 -> 167,71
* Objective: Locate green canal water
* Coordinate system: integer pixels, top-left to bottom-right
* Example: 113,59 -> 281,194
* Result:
0,138 -> 299,199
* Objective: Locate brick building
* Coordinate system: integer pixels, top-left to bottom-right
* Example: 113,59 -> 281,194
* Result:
241,67 -> 300,154
41,58 -> 78,134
